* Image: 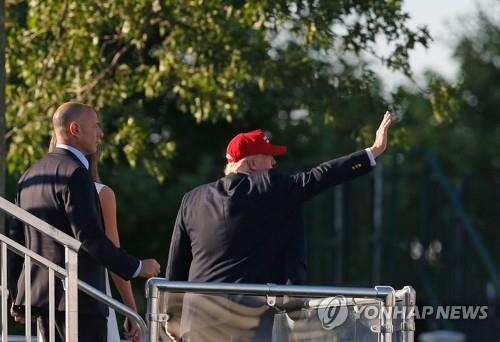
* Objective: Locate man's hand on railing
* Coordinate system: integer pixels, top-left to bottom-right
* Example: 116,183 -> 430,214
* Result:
124,316 -> 141,342
10,304 -> 26,324
139,259 -> 161,278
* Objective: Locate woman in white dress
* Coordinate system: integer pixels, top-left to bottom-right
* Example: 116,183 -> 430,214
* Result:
89,151 -> 141,342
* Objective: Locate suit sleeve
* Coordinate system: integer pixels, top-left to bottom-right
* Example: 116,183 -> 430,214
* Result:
165,196 -> 192,281
289,149 -> 373,202
65,167 -> 140,280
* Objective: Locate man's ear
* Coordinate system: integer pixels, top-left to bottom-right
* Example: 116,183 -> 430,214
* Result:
68,122 -> 80,136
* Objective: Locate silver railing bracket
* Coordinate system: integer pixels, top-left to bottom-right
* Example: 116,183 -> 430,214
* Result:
266,295 -> 276,307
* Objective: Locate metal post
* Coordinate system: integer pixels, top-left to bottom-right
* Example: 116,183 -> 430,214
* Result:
65,247 -> 78,342
1,242 -> 8,341
25,257 -> 32,340
376,286 -> 395,342
147,279 -> 160,342
400,286 -> 416,342
49,268 -> 55,342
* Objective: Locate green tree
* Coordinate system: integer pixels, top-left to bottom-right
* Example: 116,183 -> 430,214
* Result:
442,9 -> 500,265
410,7 -> 500,246
5,0 -> 429,181
377,5 -> 500,312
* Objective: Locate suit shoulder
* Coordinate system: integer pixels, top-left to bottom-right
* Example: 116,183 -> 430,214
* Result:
251,169 -> 288,183
183,181 -> 214,199
47,152 -> 83,167
21,153 -> 87,184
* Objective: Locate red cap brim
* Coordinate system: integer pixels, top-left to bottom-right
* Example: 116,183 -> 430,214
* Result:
265,145 -> 287,156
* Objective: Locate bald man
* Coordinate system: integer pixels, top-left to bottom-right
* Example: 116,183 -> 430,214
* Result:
8,102 -> 160,342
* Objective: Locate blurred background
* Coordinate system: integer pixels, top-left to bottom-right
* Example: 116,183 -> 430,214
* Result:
1,0 -> 499,339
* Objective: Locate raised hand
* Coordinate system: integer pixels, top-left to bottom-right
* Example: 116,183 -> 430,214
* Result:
370,111 -> 392,158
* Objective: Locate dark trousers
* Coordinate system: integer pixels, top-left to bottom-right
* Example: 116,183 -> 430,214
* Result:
37,311 -> 107,342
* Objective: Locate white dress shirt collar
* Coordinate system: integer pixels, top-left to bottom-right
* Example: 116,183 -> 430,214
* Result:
55,144 -> 89,170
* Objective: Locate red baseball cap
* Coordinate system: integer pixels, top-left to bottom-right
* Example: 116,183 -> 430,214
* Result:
226,129 -> 287,162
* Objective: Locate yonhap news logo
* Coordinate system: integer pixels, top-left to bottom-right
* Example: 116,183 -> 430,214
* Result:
317,296 -> 349,330
316,295 -> 488,329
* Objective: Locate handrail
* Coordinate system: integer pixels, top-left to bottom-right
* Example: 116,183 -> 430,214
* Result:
78,281 -> 148,342
0,197 -> 81,251
146,279 -> 382,298
0,196 -> 148,341
0,196 -> 80,341
0,234 -> 67,277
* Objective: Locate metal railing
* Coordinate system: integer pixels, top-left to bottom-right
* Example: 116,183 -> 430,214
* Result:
0,196 -> 147,341
146,279 -> 416,342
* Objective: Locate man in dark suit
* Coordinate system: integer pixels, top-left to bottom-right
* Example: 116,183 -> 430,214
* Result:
8,102 -> 161,342
164,112 -> 392,341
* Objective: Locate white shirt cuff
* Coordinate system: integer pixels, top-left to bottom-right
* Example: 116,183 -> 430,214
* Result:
132,260 -> 142,278
365,148 -> 376,167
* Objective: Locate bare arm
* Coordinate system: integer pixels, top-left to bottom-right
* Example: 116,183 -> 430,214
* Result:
99,187 -> 138,309
99,186 -> 141,340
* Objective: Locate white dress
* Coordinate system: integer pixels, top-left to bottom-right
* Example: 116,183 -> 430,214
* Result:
95,182 -> 121,342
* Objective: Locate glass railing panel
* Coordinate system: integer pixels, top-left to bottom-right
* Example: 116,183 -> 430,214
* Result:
156,291 -> 392,342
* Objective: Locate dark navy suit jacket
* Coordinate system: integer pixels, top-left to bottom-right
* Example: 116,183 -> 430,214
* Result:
8,148 -> 139,316
165,150 -> 373,285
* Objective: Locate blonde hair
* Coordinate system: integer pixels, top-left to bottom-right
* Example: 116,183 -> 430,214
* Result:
49,134 -> 57,152
87,147 -> 102,183
224,159 -> 247,175
224,155 -> 262,175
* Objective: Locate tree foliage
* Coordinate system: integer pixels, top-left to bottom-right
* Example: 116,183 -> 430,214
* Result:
6,0 -> 429,181
408,7 -> 500,194
382,5 -> 500,312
